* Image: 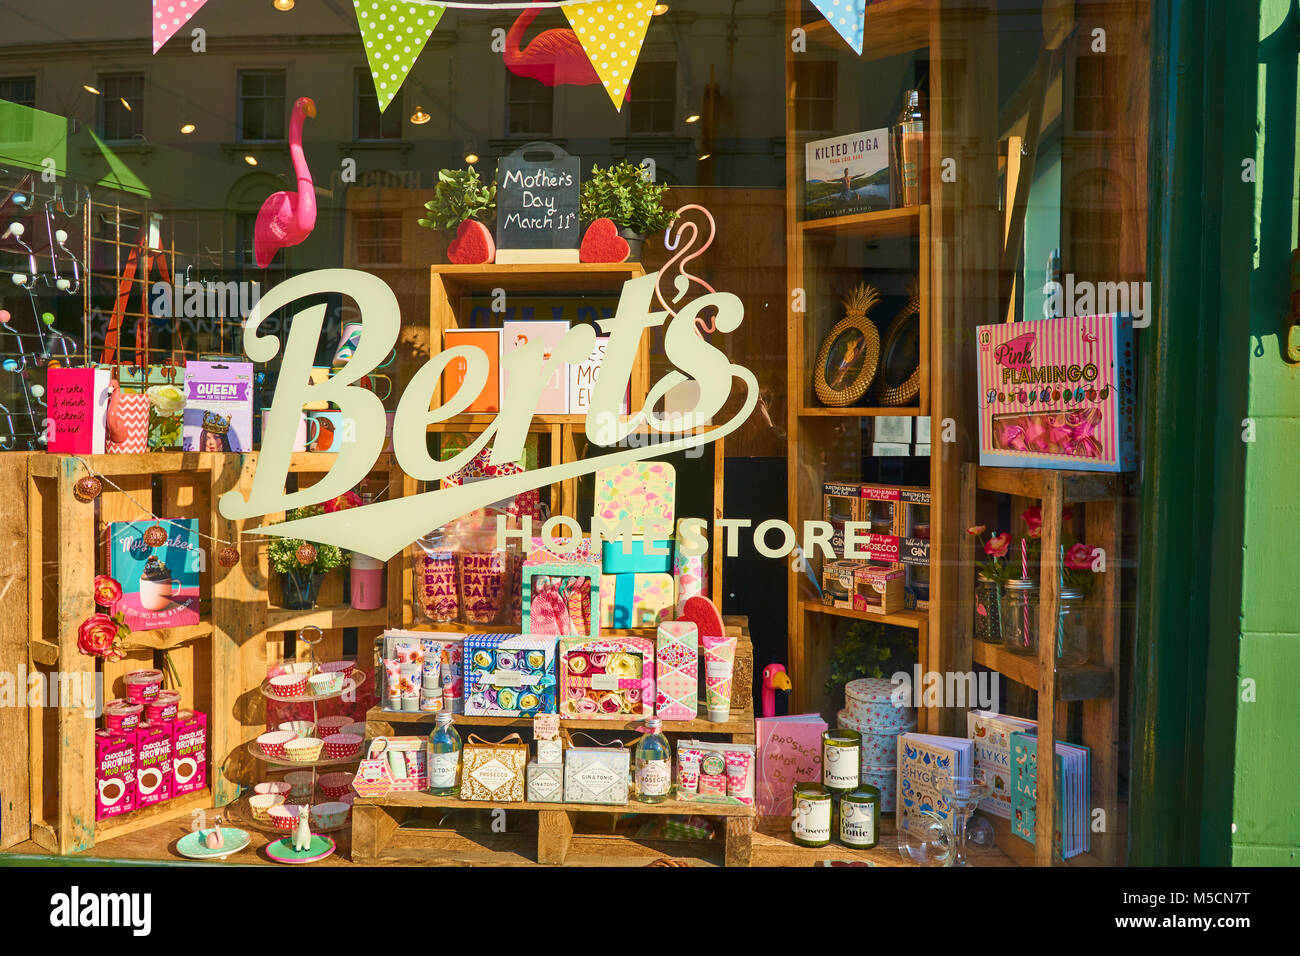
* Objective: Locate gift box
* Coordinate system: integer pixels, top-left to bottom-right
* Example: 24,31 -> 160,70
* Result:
593,462 -> 676,538
170,709 -> 207,797
563,739 -> 630,804
95,729 -> 137,821
367,737 -> 428,792
522,560 -> 601,637
134,722 -> 173,809
537,737 -> 563,766
601,536 -> 673,575
527,535 -> 601,565
844,678 -> 917,733
838,708 -> 916,768
527,761 -> 564,802
599,572 -> 674,629
461,733 -> 528,801
463,634 -> 557,717
852,566 -> 904,615
558,636 -> 655,719
183,360 -> 253,452
672,519 -> 708,615
655,621 -> 698,721
977,313 -> 1136,472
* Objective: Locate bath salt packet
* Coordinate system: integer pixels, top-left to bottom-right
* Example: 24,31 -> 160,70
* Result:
95,730 -> 137,821
135,722 -> 174,809
182,360 -> 254,452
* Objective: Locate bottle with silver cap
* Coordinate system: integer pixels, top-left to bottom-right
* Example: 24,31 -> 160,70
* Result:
634,716 -> 672,803
426,711 -> 462,795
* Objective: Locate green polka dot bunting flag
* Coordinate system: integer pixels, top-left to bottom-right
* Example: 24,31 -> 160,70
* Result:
353,0 -> 446,112
810,0 -> 867,55
562,0 -> 657,111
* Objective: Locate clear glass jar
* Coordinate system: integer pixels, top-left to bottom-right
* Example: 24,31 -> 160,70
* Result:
1001,578 -> 1039,656
973,574 -> 1002,645
1055,587 -> 1089,666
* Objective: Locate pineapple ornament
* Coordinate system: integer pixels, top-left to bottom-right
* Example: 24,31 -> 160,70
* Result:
813,282 -> 882,407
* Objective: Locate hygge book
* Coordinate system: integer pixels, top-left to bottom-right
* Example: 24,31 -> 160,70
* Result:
108,519 -> 202,630
1009,732 -> 1091,860
756,714 -> 827,817
501,319 -> 569,414
804,128 -> 893,221
896,733 -> 974,836
967,709 -> 1036,819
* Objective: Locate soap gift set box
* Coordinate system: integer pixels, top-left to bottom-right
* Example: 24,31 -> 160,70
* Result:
463,634 -> 557,717
557,635 -> 656,720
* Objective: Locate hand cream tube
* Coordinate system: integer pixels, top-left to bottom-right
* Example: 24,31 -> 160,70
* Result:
701,636 -> 738,722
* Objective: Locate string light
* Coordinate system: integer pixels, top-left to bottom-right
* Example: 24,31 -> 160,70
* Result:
273,0 -> 295,10
684,112 -> 701,124
464,151 -> 480,164
179,123 -> 196,134
410,106 -> 431,125
120,98 -> 132,112
244,155 -> 258,166
83,84 -> 101,95
653,3 -> 669,14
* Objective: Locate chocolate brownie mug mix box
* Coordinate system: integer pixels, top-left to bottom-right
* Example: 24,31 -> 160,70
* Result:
95,730 -> 137,821
171,710 -> 208,797
135,723 -> 173,809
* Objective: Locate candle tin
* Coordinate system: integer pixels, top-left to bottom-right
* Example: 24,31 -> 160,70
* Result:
822,728 -> 861,792
840,786 -> 881,849
792,782 -> 832,848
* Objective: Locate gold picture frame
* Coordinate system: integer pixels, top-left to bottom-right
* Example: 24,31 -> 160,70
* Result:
873,282 -> 921,407
813,284 -> 881,407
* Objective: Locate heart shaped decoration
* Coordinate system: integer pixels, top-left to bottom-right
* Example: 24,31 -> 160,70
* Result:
579,218 -> 630,263
446,219 -> 495,265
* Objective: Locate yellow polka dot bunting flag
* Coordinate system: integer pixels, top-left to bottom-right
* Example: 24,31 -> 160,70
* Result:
562,0 -> 658,111
353,0 -> 446,112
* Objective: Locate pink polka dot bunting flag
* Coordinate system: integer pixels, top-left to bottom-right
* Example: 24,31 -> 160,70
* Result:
152,0 -> 210,54
562,0 -> 658,111
353,0 -> 446,112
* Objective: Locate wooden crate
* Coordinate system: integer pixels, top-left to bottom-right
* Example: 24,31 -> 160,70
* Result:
0,453 -> 33,848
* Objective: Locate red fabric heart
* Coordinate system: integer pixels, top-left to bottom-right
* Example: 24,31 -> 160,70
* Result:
579,218 -> 630,263
447,219 -> 496,265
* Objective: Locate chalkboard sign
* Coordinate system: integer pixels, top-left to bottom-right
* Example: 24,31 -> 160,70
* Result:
495,141 -> 581,262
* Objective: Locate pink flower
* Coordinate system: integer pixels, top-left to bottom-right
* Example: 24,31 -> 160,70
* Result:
93,575 -> 123,609
323,491 -> 364,513
78,614 -> 123,661
984,533 -> 1010,558
1065,542 -> 1095,571
966,525 -> 986,536
1022,506 -> 1042,538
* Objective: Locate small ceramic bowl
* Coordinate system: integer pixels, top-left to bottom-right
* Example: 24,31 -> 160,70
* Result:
249,793 -> 285,821
277,720 -> 316,737
284,771 -> 315,800
315,716 -> 353,737
269,673 -> 309,698
318,771 -> 355,799
308,672 -> 344,696
283,736 -> 324,763
268,803 -> 306,832
310,801 -> 351,830
323,732 -> 362,759
257,730 -> 298,758
253,781 -> 292,797
319,660 -> 355,675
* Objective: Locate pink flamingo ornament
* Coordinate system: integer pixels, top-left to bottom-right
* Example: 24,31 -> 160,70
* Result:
253,96 -> 318,268
761,663 -> 792,718
203,815 -> 225,851
504,6 -> 602,88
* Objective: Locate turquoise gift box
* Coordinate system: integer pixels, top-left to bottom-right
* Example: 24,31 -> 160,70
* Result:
600,537 -> 673,575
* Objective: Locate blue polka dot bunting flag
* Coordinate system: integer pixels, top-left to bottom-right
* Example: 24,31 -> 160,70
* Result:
353,0 -> 446,112
811,0 -> 867,55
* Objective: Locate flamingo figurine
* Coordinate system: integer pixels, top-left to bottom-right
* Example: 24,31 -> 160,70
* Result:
504,6 -> 628,100
253,96 -> 317,268
761,663 -> 792,718
203,815 -> 225,851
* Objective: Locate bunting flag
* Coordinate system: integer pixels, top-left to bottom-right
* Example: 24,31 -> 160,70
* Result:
562,0 -> 657,111
354,0 -> 446,112
153,0 -> 210,54
810,0 -> 867,55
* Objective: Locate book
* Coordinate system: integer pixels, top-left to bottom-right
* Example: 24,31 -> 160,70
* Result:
442,329 -> 501,413
967,709 -> 1036,819
108,519 -> 202,630
896,732 -> 974,836
501,319 -> 570,414
756,714 -> 827,817
1008,732 -> 1091,860
569,335 -> 629,417
804,128 -> 893,221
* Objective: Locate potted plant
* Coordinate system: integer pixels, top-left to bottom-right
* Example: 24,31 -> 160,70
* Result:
418,166 -> 497,264
579,161 -> 678,261
269,504 -> 346,610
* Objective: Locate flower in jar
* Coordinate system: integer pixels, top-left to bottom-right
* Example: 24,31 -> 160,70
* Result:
984,533 -> 1011,558
1064,542 -> 1095,571
93,575 -> 123,609
966,525 -> 986,537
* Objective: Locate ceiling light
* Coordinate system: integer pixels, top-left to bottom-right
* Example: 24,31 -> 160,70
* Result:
684,112 -> 701,124
179,123 -> 196,134
410,106 -> 430,125
244,155 -> 258,166
83,84 -> 101,95
698,152 -> 711,161
653,3 -> 669,14
120,98 -> 132,112
464,152 -> 480,164
273,0 -> 295,10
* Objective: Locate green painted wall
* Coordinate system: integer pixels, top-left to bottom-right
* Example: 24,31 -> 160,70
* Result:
1233,0 -> 1300,866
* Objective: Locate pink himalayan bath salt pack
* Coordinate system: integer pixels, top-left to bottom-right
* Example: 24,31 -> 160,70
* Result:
95,729 -> 137,821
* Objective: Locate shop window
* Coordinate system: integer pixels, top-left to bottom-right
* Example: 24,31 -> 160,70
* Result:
1072,55 -> 1118,133
355,69 -> 403,141
238,69 -> 286,142
506,74 -> 553,137
0,76 -> 36,108
98,72 -> 144,141
1067,169 -> 1121,275
794,60 -> 836,135
353,210 -> 403,266
627,62 -> 677,134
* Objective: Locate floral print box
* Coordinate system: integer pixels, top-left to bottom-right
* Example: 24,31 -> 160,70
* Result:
463,634 -> 558,717
558,636 -> 655,720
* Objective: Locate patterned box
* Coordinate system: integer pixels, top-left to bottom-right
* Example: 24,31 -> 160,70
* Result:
838,708 -> 915,768
537,738 -> 563,766
844,677 -> 917,733
592,462 -> 676,539
527,761 -> 564,802
558,636 -> 655,719
601,536 -> 673,574
461,733 -> 528,802
655,621 -> 698,721
522,559 -> 601,638
563,742 -> 630,804
464,634 -> 557,717
672,519 -> 708,615
599,572 -> 674,629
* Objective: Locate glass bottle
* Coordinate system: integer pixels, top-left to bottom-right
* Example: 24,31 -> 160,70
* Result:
1056,586 -> 1089,665
893,89 -> 926,208
1001,578 -> 1039,656
974,574 -> 1003,644
634,716 -> 673,803
426,712 -> 462,796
